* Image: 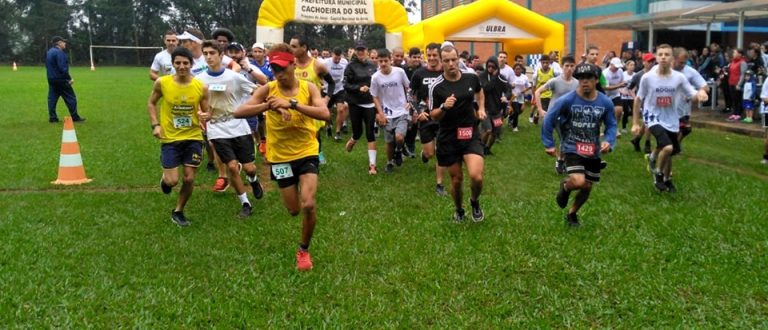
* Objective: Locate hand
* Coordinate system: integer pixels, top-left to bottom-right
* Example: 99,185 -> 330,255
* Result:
545,147 -> 556,157
631,123 -> 641,136
600,141 -> 612,153
500,96 -> 508,103
275,108 -> 292,121
266,95 -> 290,110
197,110 -> 211,122
376,112 -> 388,126
239,59 -> 250,71
443,94 -> 456,109
696,90 -> 709,102
417,112 -> 430,122
360,85 -> 369,93
152,125 -> 164,139
476,109 -> 487,121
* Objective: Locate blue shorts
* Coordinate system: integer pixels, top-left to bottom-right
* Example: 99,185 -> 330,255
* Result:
246,116 -> 259,132
161,140 -> 203,169
743,100 -> 754,110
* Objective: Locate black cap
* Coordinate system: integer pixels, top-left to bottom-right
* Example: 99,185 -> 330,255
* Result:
51,36 -> 67,44
227,42 -> 245,52
355,40 -> 367,50
573,63 -> 601,80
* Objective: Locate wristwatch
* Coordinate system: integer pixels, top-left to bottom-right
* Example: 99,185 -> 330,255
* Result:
247,68 -> 254,73
290,99 -> 298,110
151,123 -> 160,130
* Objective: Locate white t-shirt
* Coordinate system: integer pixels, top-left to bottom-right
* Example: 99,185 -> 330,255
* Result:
191,55 -> 208,77
151,50 -> 174,76
510,73 -> 529,104
533,61 -> 562,79
760,81 -> 768,113
370,66 -> 410,119
637,70 -> 697,132
326,57 -> 348,95
602,67 -> 624,99
499,65 -> 514,82
621,71 -> 635,100
197,69 -> 256,139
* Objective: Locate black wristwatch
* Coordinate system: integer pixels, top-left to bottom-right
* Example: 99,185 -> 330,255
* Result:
290,99 -> 298,110
247,68 -> 254,73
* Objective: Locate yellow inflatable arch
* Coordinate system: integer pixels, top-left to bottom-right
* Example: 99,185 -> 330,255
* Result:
257,0 -> 409,49
403,0 -> 564,58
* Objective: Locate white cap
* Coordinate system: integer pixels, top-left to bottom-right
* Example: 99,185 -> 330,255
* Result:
441,41 -> 454,49
609,57 -> 623,68
252,42 -> 265,50
177,31 -> 202,44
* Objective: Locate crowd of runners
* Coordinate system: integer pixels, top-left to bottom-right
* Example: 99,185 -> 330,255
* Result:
146,27 -> 768,271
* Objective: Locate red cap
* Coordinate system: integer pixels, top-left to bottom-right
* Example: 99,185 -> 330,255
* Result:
268,52 -> 295,68
642,53 -> 655,62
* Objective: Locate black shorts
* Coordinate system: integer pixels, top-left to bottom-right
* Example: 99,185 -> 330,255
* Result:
540,98 -> 551,112
436,138 -> 484,167
328,91 -> 346,107
269,156 -> 320,188
564,153 -> 601,182
649,125 -> 681,155
161,140 -> 203,169
679,115 -> 691,128
419,120 -> 439,144
612,97 -> 622,107
211,135 -> 255,164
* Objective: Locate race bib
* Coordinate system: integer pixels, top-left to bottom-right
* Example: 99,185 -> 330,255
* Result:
457,127 -> 473,140
271,163 -> 294,180
208,84 -> 227,92
576,142 -> 595,157
172,115 -> 192,128
656,96 -> 673,107
493,117 -> 503,128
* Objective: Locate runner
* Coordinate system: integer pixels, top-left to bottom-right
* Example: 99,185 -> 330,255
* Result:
619,59 -> 636,135
234,43 -> 330,271
343,41 -> 380,174
632,44 -> 707,192
147,47 -> 209,227
478,55 -> 509,155
508,63 -> 531,131
250,42 -> 274,155
326,47 -> 349,141
761,81 -> 768,165
429,44 -> 487,222
197,40 -> 264,218
627,52 -> 656,153
402,47 -> 425,158
542,63 -> 617,227
670,47 -> 709,147
531,54 -> 555,124
149,30 -> 177,81
602,57 -> 626,136
535,55 -> 579,174
370,49 -> 411,173
410,42 -> 448,195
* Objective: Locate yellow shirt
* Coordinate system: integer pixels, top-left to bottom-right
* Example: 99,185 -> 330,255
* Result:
265,80 -> 319,163
536,68 -> 556,99
158,76 -> 205,143
294,58 -> 326,129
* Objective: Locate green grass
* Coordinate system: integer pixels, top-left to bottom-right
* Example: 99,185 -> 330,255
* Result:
1,67 -> 767,327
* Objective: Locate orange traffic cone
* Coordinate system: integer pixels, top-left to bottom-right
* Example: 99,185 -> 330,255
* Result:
52,117 -> 92,185
12,62 -> 17,71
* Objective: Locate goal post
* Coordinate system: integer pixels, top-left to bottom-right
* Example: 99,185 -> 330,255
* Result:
89,45 -> 163,70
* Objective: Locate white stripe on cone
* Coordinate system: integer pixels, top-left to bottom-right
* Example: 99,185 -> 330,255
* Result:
59,154 -> 84,167
62,130 -> 78,143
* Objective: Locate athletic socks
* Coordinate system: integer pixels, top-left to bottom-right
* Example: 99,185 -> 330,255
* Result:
368,150 -> 377,165
238,193 -> 249,205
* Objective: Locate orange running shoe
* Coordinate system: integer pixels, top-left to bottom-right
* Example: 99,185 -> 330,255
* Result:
212,177 -> 229,192
296,250 -> 313,271
258,139 -> 266,155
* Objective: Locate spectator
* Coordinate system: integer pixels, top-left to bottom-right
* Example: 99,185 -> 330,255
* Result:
46,36 -> 84,123
726,48 -> 748,121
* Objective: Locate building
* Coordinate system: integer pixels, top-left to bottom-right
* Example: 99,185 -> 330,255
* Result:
422,0 -> 768,61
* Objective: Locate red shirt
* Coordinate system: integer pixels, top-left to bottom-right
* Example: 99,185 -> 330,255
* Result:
728,57 -> 745,86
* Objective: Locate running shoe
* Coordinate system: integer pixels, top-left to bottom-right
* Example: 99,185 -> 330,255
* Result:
565,213 -> 580,227
616,130 -> 622,138
296,250 -> 313,271
407,146 -> 416,159
319,151 -> 327,165
470,200 -> 484,222
238,203 -> 253,218
345,139 -> 356,152
160,175 -> 172,194
555,159 -> 566,175
421,151 -> 429,164
528,117 -> 534,124
761,159 -> 768,165
664,180 -> 677,193
654,172 -> 668,192
250,177 -> 264,199
368,164 -> 377,175
334,132 -> 342,141
171,210 -> 190,227
630,137 -> 641,152
600,160 -> 608,170
453,208 -> 466,223
513,127 -> 519,132
741,117 -> 753,123
206,162 -> 216,173
533,116 -> 539,125
556,179 -> 570,209
394,149 -> 403,166
212,177 -> 229,192
258,140 -> 267,155
402,146 -> 412,158
435,184 -> 447,196
385,162 -> 394,173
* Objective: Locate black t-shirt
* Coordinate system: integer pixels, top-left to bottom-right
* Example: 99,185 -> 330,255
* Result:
410,67 -> 443,103
429,73 -> 482,143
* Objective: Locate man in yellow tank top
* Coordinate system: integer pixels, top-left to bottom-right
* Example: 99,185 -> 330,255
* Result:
532,54 -> 556,124
290,36 -> 335,164
147,47 -> 210,227
234,43 -> 330,272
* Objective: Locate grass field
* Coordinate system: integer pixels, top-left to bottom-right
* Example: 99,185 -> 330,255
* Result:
1,66 -> 767,327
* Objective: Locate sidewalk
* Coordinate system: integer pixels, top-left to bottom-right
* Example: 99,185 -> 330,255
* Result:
689,106 -> 765,138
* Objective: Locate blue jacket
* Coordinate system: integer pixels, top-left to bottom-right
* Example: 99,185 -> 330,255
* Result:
46,47 -> 72,81
542,91 -> 617,159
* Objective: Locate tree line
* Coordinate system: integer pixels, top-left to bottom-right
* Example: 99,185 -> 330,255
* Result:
3,0 -> 390,66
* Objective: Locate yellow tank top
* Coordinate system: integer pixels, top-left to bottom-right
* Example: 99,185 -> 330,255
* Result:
294,57 -> 326,129
536,68 -> 556,99
265,80 -> 319,163
158,76 -> 205,143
